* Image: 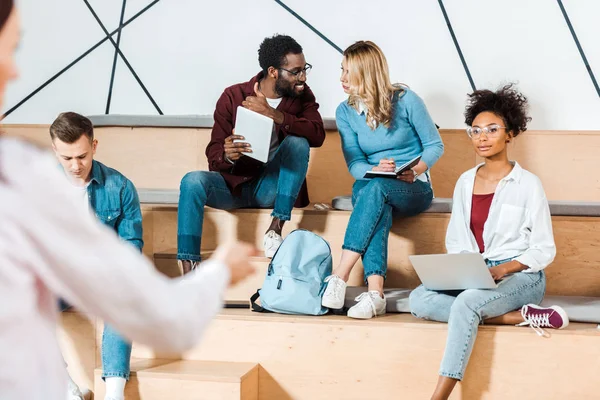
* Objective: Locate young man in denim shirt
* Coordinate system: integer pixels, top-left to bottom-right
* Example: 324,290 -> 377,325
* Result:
50,112 -> 142,400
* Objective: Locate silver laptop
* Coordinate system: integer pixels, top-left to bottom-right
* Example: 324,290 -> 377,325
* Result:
409,253 -> 511,290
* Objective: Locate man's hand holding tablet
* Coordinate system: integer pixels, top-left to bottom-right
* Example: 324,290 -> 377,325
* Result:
242,82 -> 285,124
228,83 -> 280,164
224,129 -> 252,163
232,106 -> 274,164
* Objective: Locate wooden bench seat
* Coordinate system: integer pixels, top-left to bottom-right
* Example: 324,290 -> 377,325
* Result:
140,202 -> 600,297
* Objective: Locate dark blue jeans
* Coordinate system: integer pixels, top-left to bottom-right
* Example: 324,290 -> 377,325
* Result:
343,178 -> 433,281
177,135 -> 310,261
60,301 -> 132,380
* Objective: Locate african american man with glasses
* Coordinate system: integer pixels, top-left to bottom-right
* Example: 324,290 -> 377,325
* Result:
177,34 -> 325,273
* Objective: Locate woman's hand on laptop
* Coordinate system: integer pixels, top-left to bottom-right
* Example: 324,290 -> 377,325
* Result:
490,260 -> 528,281
489,264 -> 508,281
224,129 -> 252,161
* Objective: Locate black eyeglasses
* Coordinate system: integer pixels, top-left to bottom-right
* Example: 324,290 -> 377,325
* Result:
279,63 -> 312,78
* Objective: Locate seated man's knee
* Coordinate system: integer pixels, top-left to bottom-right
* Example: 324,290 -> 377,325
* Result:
282,135 -> 310,156
180,172 -> 210,199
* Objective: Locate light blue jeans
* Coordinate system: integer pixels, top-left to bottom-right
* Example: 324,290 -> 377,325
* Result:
60,301 -> 131,380
101,325 -> 132,380
409,259 -> 546,380
177,135 -> 310,261
343,178 -> 433,281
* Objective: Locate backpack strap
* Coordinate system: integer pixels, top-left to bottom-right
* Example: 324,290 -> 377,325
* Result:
250,290 -> 272,313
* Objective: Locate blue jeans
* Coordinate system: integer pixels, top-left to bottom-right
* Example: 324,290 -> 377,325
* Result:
343,178 -> 433,281
409,259 -> 546,380
177,136 -> 310,261
102,325 -> 132,380
60,301 -> 132,380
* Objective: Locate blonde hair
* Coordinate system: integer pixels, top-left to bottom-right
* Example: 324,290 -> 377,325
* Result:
344,41 -> 404,129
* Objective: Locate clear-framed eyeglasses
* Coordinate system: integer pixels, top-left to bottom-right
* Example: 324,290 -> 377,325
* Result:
466,124 -> 507,139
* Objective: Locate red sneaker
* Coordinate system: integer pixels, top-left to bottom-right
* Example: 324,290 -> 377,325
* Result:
518,304 -> 569,337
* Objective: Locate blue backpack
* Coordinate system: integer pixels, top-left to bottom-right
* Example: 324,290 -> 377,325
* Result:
250,229 -> 332,315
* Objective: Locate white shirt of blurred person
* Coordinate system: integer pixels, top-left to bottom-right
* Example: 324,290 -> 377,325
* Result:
0,3 -> 257,400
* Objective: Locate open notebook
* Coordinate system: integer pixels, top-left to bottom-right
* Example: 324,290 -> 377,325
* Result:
363,155 -> 421,179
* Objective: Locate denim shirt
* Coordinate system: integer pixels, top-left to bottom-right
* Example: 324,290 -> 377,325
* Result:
87,160 -> 143,252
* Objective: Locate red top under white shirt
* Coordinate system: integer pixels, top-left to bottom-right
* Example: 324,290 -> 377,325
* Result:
470,193 -> 494,253
445,162 -> 556,272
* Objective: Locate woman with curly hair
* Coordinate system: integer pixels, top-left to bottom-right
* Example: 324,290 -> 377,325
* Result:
409,85 -> 569,399
321,41 -> 444,319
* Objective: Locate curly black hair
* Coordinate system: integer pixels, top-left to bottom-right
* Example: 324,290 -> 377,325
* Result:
464,84 -> 532,137
258,34 -> 303,75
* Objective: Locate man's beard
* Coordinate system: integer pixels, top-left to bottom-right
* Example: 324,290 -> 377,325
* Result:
275,76 -> 303,98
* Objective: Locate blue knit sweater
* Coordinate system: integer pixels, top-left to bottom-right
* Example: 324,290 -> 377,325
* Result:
336,88 -> 444,180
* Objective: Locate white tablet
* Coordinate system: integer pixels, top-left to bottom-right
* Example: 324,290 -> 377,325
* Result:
233,106 -> 274,163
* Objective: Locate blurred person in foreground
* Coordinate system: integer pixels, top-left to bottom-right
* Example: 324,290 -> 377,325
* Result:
0,2 -> 256,399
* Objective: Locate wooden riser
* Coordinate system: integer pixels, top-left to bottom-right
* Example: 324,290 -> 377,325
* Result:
102,311 -> 599,400
149,206 -> 448,291
6,124 -> 600,201
154,252 -> 269,305
59,311 -> 97,393
93,359 -> 258,400
146,206 -> 600,297
0,125 -> 467,201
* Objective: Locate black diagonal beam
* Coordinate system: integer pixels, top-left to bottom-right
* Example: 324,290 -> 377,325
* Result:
438,0 -> 476,92
105,0 -> 127,114
3,0 -> 162,119
274,0 -> 343,54
557,0 -> 600,98
83,0 -> 163,114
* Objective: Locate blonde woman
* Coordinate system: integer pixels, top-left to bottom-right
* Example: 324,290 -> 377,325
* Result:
322,41 -> 444,319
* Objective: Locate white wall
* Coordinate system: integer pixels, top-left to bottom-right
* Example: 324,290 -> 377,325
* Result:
4,0 -> 600,129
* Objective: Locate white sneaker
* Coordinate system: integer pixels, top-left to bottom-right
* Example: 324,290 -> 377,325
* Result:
347,291 -> 386,319
67,379 -> 84,400
263,230 -> 283,258
322,275 -> 347,309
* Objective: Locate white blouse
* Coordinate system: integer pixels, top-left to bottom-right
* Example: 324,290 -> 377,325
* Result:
445,162 -> 556,272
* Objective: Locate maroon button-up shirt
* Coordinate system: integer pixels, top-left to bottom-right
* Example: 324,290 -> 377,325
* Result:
206,72 -> 326,207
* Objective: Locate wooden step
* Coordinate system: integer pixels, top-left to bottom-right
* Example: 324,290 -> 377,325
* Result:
96,310 -> 599,400
154,250 -> 269,306
58,309 -> 97,393
93,359 -> 258,400
5,124 -> 600,201
144,205 -> 600,297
